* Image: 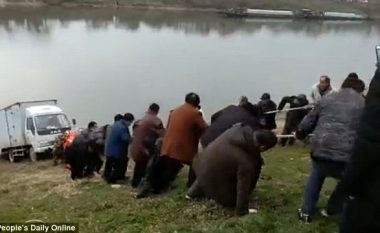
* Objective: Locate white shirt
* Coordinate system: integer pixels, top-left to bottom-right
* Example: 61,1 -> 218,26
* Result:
310,83 -> 336,103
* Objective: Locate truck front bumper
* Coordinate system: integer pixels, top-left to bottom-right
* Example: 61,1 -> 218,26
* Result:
34,145 -> 54,154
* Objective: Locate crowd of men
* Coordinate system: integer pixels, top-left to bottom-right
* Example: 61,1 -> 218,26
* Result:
64,69 -> 380,233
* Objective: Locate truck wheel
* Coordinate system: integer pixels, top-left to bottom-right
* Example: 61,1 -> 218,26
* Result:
8,151 -> 20,163
29,148 -> 37,162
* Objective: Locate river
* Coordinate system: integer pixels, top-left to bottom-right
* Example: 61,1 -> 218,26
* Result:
0,7 -> 379,126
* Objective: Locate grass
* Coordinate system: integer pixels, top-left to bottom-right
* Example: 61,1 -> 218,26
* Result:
0,146 -> 339,233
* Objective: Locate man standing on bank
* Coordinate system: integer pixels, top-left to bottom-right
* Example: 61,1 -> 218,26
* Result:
136,93 -> 207,198
339,68 -> 380,233
159,93 -> 207,188
104,113 -> 135,184
130,103 -> 165,188
310,75 -> 336,104
297,77 -> 365,222
278,94 -> 309,146
257,93 -> 277,130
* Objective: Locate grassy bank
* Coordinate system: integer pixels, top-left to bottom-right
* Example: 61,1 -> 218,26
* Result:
0,146 -> 339,233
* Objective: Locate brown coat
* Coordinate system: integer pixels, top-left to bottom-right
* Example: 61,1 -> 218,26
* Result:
130,112 -> 165,163
192,124 -> 262,215
161,103 -> 208,164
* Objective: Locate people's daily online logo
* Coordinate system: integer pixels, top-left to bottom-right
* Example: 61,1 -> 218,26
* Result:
0,223 -> 78,233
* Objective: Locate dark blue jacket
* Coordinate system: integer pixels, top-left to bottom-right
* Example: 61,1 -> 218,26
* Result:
106,120 -> 131,158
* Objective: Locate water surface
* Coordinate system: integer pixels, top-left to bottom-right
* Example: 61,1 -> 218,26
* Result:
0,7 -> 379,126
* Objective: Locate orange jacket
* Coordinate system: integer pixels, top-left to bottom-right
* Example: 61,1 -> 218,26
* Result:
161,103 -> 208,164
63,131 -> 77,150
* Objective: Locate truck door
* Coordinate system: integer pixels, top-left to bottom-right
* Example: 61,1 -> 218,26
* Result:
25,117 -> 36,145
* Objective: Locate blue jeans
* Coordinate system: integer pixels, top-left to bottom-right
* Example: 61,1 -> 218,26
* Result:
302,160 -> 346,215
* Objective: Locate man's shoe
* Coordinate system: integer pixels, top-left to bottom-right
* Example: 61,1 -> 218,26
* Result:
321,209 -> 329,218
135,190 -> 149,199
298,209 -> 312,223
321,209 -> 339,218
135,184 -> 152,199
249,208 -> 258,214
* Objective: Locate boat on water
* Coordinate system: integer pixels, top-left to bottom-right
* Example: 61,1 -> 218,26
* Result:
223,8 -> 370,21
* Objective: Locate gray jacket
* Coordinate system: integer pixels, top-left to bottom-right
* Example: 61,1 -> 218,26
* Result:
298,88 -> 365,163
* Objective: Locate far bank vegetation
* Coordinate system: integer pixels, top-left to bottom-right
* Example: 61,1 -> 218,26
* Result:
1,0 -> 380,16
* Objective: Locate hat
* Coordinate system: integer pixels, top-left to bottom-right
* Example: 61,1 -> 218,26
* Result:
297,94 -> 307,101
261,93 -> 271,100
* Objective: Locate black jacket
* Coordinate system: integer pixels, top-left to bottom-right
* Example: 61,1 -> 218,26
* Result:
201,105 -> 260,148
341,68 -> 380,207
278,95 -> 309,130
278,95 -> 309,110
257,99 -> 277,130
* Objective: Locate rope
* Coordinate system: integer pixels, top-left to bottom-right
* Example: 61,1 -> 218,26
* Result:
264,105 -> 313,115
276,134 -> 314,138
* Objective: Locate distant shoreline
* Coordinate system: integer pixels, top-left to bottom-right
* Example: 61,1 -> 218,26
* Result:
1,0 -> 380,19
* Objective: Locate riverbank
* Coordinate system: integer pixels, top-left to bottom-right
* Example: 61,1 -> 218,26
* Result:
0,146 -> 339,233
1,0 -> 380,18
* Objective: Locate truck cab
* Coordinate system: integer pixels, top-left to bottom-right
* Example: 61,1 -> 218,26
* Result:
24,105 -> 71,161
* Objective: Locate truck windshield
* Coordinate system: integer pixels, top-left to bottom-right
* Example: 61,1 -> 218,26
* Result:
35,114 -> 71,135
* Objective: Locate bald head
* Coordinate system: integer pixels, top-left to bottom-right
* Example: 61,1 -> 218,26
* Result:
319,76 -> 331,92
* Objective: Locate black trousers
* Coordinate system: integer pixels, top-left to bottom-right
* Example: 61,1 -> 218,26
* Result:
119,156 -> 129,179
66,144 -> 87,180
340,198 -> 380,233
104,157 -> 124,184
280,124 -> 296,146
187,166 -> 196,188
86,150 -> 103,175
280,112 -> 305,146
251,157 -> 263,190
137,155 -> 194,198
152,156 -> 184,192
132,160 -> 148,188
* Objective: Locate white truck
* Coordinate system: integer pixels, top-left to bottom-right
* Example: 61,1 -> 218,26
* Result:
0,100 -> 72,162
